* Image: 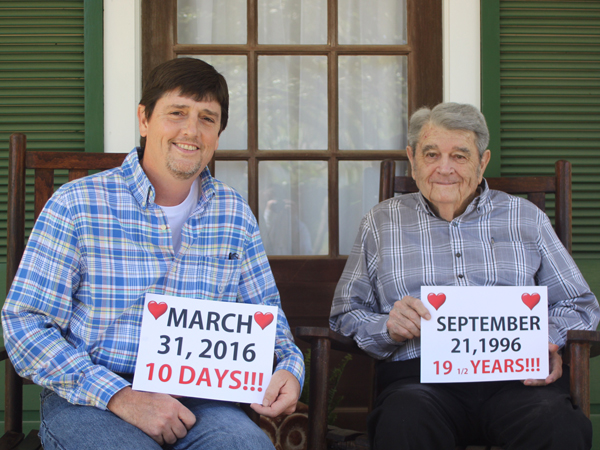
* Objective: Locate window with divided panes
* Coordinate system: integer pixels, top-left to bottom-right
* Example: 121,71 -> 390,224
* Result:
145,0 -> 441,427
142,0 -> 442,260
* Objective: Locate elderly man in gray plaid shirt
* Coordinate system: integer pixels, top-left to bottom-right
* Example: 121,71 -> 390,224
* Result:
330,102 -> 599,450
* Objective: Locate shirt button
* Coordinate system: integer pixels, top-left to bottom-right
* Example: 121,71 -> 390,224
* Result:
458,274 -> 464,279
160,225 -> 167,231
455,252 -> 462,258
218,284 -> 225,293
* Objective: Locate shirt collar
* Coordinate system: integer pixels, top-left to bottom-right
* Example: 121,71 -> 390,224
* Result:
122,147 -> 216,210
414,178 -> 491,219
196,164 -> 216,210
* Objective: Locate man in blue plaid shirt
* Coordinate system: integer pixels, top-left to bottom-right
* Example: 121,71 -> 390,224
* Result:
2,57 -> 304,450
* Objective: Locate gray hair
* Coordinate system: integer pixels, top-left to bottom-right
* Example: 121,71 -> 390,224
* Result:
407,102 -> 490,157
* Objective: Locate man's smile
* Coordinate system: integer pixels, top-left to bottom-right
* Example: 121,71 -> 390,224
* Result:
431,180 -> 459,185
172,142 -> 201,153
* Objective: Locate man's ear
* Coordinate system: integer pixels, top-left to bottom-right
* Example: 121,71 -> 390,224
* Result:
479,149 -> 491,180
137,104 -> 148,137
406,146 -> 416,179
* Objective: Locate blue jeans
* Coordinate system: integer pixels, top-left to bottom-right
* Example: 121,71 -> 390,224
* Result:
39,389 -> 274,450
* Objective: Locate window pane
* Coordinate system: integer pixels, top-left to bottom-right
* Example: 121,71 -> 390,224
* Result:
338,55 -> 408,150
338,0 -> 407,45
259,161 -> 328,255
339,160 -> 410,254
177,0 -> 246,44
258,55 -> 328,150
338,161 -> 381,255
258,0 -> 327,44
214,160 -> 248,201
183,55 -> 248,150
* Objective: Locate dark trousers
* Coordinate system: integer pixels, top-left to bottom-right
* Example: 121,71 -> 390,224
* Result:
367,359 -> 592,450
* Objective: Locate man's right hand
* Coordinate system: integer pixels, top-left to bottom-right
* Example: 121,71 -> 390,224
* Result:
107,386 -> 196,445
386,296 -> 431,342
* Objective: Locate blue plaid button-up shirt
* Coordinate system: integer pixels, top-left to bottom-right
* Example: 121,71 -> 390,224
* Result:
2,148 -> 304,409
331,181 -> 599,361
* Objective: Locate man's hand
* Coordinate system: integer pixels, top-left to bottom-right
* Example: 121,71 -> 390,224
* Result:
523,343 -> 562,387
107,386 -> 196,445
250,369 -> 301,417
386,296 -> 431,342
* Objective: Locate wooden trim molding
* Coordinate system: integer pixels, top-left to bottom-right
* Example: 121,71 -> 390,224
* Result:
140,0 -> 442,258
141,0 -> 176,86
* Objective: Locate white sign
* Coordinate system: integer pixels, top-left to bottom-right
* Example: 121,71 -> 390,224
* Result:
420,286 -> 549,383
133,293 -> 277,404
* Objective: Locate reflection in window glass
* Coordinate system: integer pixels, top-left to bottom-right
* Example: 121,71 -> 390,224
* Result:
214,160 -> 248,201
339,160 -> 410,254
258,55 -> 328,150
338,161 -> 381,255
177,0 -> 246,44
258,0 -> 327,44
338,0 -> 407,45
339,55 -> 407,150
259,161 -> 328,255
183,55 -> 248,150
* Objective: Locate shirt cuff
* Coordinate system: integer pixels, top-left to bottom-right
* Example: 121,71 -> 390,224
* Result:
74,365 -> 132,410
548,323 -> 566,349
274,354 -> 305,391
379,316 -> 406,348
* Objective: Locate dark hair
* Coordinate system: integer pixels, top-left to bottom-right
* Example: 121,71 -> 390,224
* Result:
139,57 -> 229,149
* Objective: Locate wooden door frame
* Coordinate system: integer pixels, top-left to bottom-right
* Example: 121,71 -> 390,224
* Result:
141,0 -> 442,429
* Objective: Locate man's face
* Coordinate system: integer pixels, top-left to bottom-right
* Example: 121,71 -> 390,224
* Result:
407,124 -> 491,220
138,90 -> 221,183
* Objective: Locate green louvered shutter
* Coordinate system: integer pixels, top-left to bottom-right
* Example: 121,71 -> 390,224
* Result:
0,0 -> 103,265
0,0 -> 102,432
497,0 -> 600,258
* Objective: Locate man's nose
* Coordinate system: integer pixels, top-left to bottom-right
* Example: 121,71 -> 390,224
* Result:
436,156 -> 454,174
182,116 -> 199,137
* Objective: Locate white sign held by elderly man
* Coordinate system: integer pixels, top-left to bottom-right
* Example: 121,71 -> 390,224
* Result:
420,286 -> 549,383
133,293 -> 277,403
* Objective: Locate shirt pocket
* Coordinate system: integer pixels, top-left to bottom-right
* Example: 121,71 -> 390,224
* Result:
492,240 -> 541,286
194,256 -> 242,302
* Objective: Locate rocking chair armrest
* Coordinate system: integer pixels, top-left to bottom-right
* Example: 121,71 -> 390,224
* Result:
296,326 -> 365,355
295,326 -> 372,450
564,329 -> 600,418
565,330 -> 600,359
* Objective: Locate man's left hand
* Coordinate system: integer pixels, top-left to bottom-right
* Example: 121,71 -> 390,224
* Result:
523,343 -> 562,386
250,369 -> 301,417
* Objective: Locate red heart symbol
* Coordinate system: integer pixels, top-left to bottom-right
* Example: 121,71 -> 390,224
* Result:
254,312 -> 274,330
522,293 -> 540,310
148,301 -> 168,320
427,293 -> 446,311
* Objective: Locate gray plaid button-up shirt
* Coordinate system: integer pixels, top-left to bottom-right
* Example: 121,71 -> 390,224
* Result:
330,180 -> 599,362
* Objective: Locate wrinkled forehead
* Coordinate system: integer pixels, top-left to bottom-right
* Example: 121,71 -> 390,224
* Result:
417,124 -> 478,153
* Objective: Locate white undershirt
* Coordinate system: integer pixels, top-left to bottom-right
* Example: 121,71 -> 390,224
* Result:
159,178 -> 200,255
